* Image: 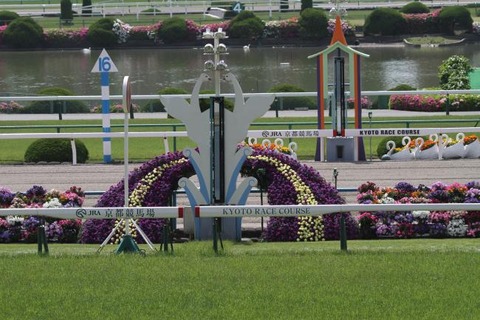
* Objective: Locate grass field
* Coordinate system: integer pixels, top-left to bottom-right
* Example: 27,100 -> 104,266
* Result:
1,114 -> 479,163
0,239 -> 479,319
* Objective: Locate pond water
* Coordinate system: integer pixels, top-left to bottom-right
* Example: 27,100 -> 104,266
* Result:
2,43 -> 480,97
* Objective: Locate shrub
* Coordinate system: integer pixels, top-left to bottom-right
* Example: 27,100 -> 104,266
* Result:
141,87 -> 188,112
301,0 -> 313,12
438,55 -> 473,90
403,9 -> 441,34
389,94 -> 447,112
268,84 -> 316,110
60,0 -> 73,21
400,2 -> 429,14
23,87 -> 89,114
2,17 -> 43,48
24,138 -> 89,163
390,84 -> 417,91
87,18 -> 116,47
0,10 -> 19,25
379,84 -> 416,109
438,6 -> 473,35
364,8 -> 407,36
157,17 -> 188,44
298,8 -> 328,39
228,10 -> 265,39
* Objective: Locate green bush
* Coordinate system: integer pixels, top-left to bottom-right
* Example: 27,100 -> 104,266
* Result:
268,84 -> 316,110
141,87 -> 188,112
157,17 -> 188,44
87,18 -> 116,47
301,0 -> 313,12
60,0 -> 73,21
228,11 -> 265,39
0,11 -> 19,25
383,84 -> 416,109
2,17 -> 43,48
400,2 -> 429,14
364,8 -> 407,36
438,55 -> 473,90
298,8 -> 328,39
24,138 -> 89,163
23,87 -> 89,114
438,6 -> 473,35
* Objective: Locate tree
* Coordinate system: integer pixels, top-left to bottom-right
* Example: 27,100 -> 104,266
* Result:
82,0 -> 92,15
60,0 -> 73,22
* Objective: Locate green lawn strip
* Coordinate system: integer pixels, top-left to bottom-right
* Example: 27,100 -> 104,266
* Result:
0,115 -> 477,162
0,239 -> 479,319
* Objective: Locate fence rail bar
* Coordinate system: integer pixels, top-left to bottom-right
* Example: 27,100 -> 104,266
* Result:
0,206 -> 183,219
196,203 -> 480,218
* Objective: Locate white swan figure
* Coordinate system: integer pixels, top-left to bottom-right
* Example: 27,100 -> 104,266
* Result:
82,47 -> 91,54
415,136 -> 439,160
384,138 -> 414,161
243,44 -> 250,52
161,73 -> 211,155
441,133 -> 465,159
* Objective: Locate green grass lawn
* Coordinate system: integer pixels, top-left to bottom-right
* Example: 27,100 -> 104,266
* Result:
0,114 -> 478,163
0,239 -> 479,319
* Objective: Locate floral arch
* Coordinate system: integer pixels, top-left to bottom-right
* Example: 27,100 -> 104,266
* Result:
80,148 -> 358,243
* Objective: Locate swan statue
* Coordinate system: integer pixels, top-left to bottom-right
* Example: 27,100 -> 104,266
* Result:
161,73 -> 212,205
384,137 -> 414,161
415,136 -> 439,160
441,133 -> 465,159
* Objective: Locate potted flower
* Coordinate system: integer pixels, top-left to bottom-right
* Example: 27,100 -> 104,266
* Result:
415,137 -> 439,160
464,134 -> 480,158
441,133 -> 465,159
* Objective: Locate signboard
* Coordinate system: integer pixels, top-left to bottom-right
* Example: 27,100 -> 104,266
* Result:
91,49 -> 118,73
0,207 -> 184,220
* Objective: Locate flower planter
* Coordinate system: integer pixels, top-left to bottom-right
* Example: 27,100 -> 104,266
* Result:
442,141 -> 465,159
390,148 -> 414,161
465,139 -> 480,158
415,145 -> 439,160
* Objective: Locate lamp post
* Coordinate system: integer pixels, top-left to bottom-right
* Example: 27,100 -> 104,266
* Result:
202,28 -> 229,252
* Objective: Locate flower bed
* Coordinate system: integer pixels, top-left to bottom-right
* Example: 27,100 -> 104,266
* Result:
356,181 -> 480,239
389,94 -> 480,112
0,185 -> 84,243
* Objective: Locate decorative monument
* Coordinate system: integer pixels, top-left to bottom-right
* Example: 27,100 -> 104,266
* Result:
160,28 -> 274,243
308,1 -> 368,161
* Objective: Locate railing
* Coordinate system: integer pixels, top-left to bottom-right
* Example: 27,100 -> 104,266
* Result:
3,88 -> 480,117
3,0 -> 478,19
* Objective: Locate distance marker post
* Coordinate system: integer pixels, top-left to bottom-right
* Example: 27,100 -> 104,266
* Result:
91,49 -> 118,163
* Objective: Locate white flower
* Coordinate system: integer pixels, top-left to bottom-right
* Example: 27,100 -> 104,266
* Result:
43,198 -> 62,208
412,210 -> 429,219
6,215 -> 24,225
447,218 -> 467,237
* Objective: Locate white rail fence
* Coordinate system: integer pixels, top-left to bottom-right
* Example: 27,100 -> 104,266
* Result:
2,0 -> 476,19
1,203 -> 479,220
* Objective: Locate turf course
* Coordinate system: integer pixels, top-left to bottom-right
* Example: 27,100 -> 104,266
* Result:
0,239 -> 479,319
